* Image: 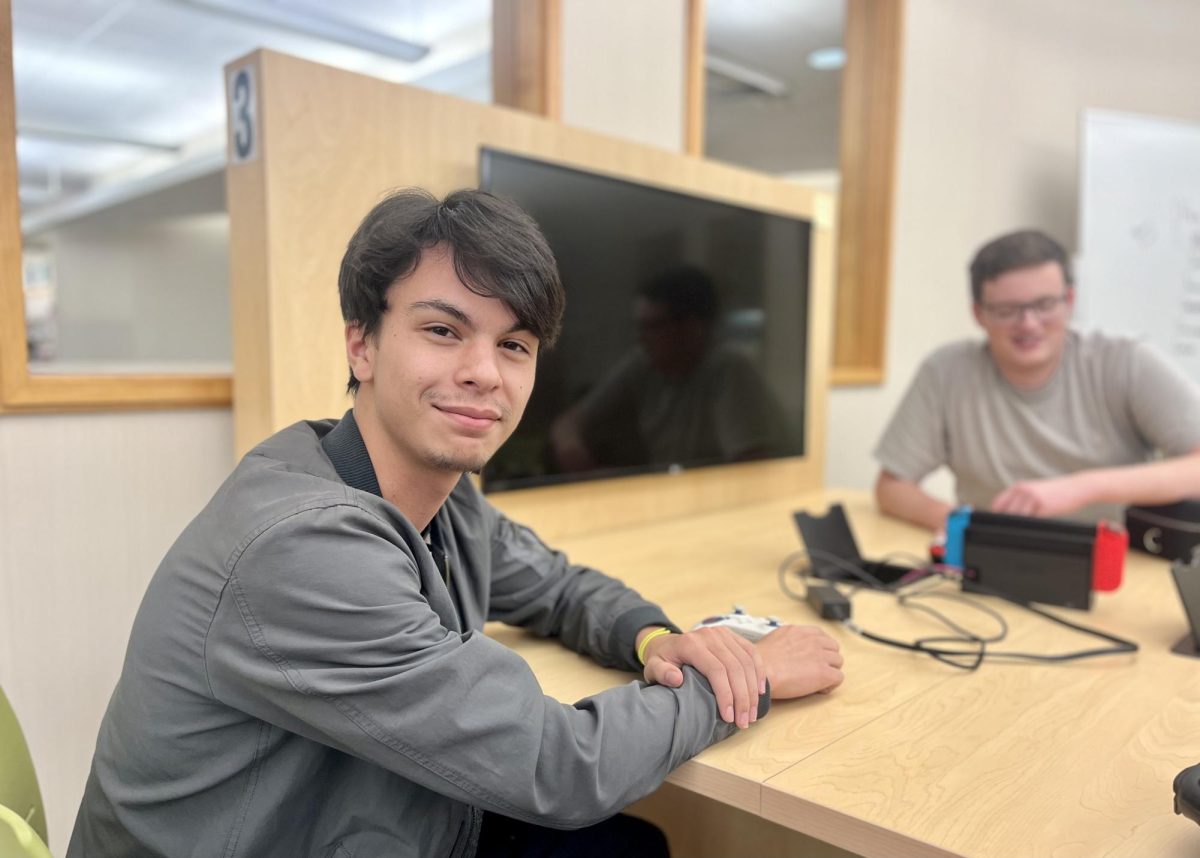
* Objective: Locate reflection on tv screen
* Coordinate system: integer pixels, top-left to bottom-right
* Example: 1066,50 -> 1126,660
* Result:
479,149 -> 810,492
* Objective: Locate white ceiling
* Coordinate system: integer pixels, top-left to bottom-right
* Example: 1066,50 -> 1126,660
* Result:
11,0 -> 843,226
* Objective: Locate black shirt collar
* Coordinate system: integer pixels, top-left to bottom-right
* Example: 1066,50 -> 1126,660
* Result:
320,409 -> 383,498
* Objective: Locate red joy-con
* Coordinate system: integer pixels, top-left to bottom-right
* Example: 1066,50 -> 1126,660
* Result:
1092,521 -> 1127,592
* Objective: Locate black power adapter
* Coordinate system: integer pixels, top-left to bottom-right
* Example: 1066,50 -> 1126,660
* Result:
806,584 -> 851,620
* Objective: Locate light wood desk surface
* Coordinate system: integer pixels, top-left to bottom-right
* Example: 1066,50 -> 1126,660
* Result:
488,489 -> 1200,858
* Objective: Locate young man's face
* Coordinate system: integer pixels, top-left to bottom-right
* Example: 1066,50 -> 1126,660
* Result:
973,260 -> 1074,380
347,244 -> 538,476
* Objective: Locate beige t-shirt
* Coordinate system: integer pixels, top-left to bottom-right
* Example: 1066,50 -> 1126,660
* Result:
577,342 -> 794,468
874,331 -> 1200,523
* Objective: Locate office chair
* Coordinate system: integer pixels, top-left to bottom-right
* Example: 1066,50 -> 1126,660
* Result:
0,684 -> 48,848
0,803 -> 53,858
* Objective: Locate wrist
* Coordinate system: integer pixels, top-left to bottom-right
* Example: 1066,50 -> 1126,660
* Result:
636,626 -> 675,665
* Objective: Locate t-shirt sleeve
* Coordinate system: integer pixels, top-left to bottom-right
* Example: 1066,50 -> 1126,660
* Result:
1126,341 -> 1200,455
712,353 -> 789,460
575,351 -> 644,430
874,353 -> 949,482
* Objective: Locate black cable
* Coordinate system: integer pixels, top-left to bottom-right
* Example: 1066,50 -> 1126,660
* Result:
778,551 -> 1139,669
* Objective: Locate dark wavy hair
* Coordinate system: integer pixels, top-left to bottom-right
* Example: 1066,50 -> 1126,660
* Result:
338,188 -> 565,393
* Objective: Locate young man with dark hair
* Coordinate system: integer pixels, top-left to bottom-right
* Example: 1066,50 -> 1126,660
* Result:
875,228 -> 1200,532
69,188 -> 844,858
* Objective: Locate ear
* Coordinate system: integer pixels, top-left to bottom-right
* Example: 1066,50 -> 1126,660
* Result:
346,323 -> 375,385
1064,286 -> 1077,314
972,301 -> 985,328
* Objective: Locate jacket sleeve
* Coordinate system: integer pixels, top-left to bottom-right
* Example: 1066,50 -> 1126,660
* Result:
205,500 -> 736,829
482,506 -> 677,671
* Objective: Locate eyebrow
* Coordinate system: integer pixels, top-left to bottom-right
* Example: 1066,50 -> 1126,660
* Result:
409,299 -> 533,338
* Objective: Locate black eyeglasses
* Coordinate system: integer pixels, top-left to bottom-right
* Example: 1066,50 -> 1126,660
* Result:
978,293 -> 1069,324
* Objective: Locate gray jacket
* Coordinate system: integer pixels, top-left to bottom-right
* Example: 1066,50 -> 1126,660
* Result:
69,413 -> 751,858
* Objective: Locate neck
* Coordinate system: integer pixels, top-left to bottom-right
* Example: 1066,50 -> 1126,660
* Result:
352,397 -> 460,532
996,353 -> 1063,391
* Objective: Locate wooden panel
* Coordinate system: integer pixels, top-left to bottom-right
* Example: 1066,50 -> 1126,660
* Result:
629,782 -> 861,858
0,0 -> 26,405
0,0 -> 231,413
831,0 -> 904,386
492,0 -> 561,119
228,49 -> 834,535
683,0 -> 706,156
225,53 -> 276,456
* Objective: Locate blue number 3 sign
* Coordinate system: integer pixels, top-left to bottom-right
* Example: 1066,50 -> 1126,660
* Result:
228,66 -> 258,164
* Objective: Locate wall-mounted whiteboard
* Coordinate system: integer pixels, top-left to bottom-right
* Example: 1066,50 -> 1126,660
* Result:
1077,109 -> 1200,380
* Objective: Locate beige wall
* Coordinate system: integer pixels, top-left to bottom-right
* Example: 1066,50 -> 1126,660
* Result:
825,0 -> 1200,499
0,409 -> 232,849
559,0 -> 687,151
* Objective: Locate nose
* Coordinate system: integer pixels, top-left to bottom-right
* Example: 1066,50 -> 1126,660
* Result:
1013,306 -> 1042,327
455,340 -> 502,391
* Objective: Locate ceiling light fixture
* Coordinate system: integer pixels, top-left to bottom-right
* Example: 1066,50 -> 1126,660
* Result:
807,47 -> 846,71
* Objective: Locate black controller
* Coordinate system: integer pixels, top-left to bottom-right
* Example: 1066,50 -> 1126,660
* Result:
1175,763 -> 1200,825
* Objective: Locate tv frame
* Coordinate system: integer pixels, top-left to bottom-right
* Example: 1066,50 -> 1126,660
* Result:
477,146 -> 813,494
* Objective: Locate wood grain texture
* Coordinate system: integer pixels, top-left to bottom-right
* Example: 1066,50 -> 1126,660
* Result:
492,0 -> 561,119
496,489 -> 1200,857
683,0 -> 706,156
832,0 -> 904,385
227,49 -> 834,534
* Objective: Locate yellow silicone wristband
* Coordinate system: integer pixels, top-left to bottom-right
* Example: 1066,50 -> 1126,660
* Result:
637,627 -> 675,665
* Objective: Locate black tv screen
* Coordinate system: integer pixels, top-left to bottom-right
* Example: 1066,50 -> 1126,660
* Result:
479,148 -> 810,492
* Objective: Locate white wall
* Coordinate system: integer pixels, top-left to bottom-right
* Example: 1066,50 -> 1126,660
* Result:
0,409 -> 232,849
825,0 -> 1200,498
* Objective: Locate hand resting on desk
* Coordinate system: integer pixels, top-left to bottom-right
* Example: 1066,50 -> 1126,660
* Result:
641,625 -> 843,729
756,625 -> 844,699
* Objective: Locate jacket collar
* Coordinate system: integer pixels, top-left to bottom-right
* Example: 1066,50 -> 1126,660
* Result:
320,409 -> 383,498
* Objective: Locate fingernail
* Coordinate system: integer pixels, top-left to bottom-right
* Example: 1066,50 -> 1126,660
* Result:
724,705 -> 734,722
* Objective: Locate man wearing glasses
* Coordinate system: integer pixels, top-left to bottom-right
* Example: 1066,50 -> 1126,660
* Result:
874,229 -> 1200,531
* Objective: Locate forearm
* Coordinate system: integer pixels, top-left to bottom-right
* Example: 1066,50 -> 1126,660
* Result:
875,470 -> 953,532
1066,450 -> 1200,508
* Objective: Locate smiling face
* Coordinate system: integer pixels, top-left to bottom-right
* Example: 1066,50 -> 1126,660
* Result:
346,244 -> 538,483
973,260 -> 1074,387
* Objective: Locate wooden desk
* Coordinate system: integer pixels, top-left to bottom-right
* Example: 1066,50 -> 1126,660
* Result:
489,490 -> 1200,858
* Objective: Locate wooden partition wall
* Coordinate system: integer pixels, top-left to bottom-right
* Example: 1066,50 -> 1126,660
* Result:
226,49 -> 833,541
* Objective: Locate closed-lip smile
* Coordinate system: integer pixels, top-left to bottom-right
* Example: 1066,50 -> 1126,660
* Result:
437,404 -> 501,421
434,404 -> 502,433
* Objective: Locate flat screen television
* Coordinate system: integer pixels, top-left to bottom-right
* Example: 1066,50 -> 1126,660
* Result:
479,148 -> 811,492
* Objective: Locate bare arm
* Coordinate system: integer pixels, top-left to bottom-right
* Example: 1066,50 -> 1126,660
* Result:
990,447 -> 1200,518
874,469 -> 954,532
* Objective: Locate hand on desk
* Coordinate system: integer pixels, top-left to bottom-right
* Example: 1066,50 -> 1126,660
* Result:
640,625 -> 844,728
755,625 -> 844,699
641,626 -> 765,729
